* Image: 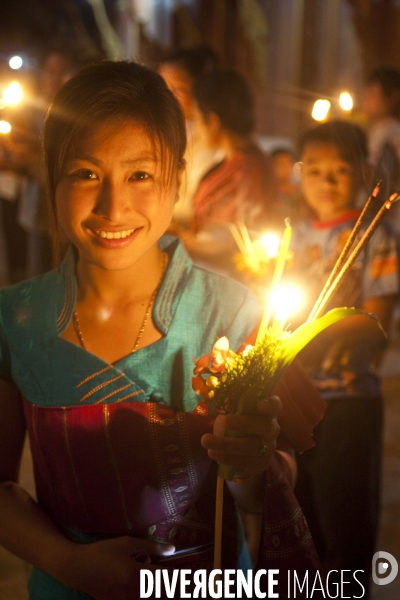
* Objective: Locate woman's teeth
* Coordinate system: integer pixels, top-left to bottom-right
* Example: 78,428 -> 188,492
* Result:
95,229 -> 136,240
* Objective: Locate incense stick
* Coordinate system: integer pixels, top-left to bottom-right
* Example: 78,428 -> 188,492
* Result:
307,182 -> 382,322
238,221 -> 255,257
229,223 -> 248,256
214,475 -> 224,581
310,191 -> 400,320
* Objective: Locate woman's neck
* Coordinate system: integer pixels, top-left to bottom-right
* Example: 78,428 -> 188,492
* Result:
75,247 -> 164,307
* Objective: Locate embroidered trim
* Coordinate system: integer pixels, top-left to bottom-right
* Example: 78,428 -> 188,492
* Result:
57,253 -> 75,332
114,389 -> 145,403
156,249 -> 187,330
178,412 -> 199,494
93,381 -> 136,405
79,373 -> 125,402
149,403 -> 175,515
76,365 -> 114,388
263,506 -> 304,531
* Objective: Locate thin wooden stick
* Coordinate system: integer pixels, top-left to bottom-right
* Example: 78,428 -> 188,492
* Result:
228,223 -> 248,256
213,475 -> 224,596
307,182 -> 382,322
311,191 -> 400,320
238,221 -> 255,257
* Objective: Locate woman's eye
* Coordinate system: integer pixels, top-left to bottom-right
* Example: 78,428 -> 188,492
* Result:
70,169 -> 97,181
130,171 -> 150,181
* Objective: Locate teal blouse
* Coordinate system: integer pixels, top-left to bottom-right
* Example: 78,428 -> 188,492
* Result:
0,236 -> 260,600
0,236 -> 260,411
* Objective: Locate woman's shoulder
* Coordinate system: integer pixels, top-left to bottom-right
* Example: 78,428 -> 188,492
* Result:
0,267 -> 64,329
189,263 -> 260,315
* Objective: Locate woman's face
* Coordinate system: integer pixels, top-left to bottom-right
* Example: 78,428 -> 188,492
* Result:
55,121 -> 181,272
159,64 -> 195,120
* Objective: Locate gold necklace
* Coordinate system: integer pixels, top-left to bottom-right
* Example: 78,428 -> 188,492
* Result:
72,252 -> 167,353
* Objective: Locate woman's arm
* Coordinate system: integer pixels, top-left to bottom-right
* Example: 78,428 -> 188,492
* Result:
0,380 -> 174,600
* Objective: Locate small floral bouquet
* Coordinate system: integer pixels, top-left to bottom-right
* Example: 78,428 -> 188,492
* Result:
192,308 -> 369,479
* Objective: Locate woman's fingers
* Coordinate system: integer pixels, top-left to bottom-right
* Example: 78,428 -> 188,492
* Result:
201,422 -> 279,456
256,395 -> 282,416
201,395 -> 282,475
118,536 -> 175,558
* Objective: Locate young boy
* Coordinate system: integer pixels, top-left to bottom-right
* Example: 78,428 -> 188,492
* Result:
291,121 -> 399,598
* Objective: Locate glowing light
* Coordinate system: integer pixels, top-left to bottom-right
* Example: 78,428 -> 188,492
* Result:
9,56 -> 23,70
270,283 -> 305,327
258,233 -> 280,258
0,121 -> 12,134
312,99 -> 331,121
339,91 -> 353,111
2,81 -> 23,106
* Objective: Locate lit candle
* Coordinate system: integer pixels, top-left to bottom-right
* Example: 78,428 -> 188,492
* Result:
256,220 -> 292,343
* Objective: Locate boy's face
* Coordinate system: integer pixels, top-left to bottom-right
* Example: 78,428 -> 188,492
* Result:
300,142 -> 358,222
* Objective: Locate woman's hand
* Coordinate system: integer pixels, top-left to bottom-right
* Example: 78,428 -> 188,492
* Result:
201,396 -> 282,562
200,396 -> 282,479
62,536 -> 175,600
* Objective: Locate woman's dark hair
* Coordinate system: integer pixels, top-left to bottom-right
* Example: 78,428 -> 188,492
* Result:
299,120 -> 368,169
193,70 -> 255,136
160,45 -> 219,82
44,60 -> 186,260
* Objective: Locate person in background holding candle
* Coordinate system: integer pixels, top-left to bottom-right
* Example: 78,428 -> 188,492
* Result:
0,60 -> 323,599
181,69 -> 278,275
290,120 -> 399,598
158,45 -> 224,232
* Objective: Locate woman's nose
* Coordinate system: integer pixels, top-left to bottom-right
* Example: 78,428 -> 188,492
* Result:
93,180 -> 131,222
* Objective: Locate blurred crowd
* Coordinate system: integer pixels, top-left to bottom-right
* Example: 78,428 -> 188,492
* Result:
1,45 -> 400,597
2,46 -> 400,285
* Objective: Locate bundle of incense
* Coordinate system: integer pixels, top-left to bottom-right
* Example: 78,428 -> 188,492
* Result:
307,182 -> 381,322
309,189 -> 400,321
228,222 -> 254,259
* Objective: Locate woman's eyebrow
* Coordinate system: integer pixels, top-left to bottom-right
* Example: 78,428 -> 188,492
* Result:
70,155 -> 156,167
120,156 -> 156,166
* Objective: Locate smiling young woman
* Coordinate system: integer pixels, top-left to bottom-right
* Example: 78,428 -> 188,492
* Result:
0,61 -> 323,600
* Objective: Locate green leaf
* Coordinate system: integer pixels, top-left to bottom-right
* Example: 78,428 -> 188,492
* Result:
282,307 -> 382,365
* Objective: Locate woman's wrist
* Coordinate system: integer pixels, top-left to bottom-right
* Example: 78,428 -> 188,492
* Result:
276,449 -> 297,489
227,469 -> 266,514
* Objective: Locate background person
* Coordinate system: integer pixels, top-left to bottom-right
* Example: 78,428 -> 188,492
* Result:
290,120 -> 399,598
362,67 -> 400,228
182,69 -> 278,274
159,45 -> 223,230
